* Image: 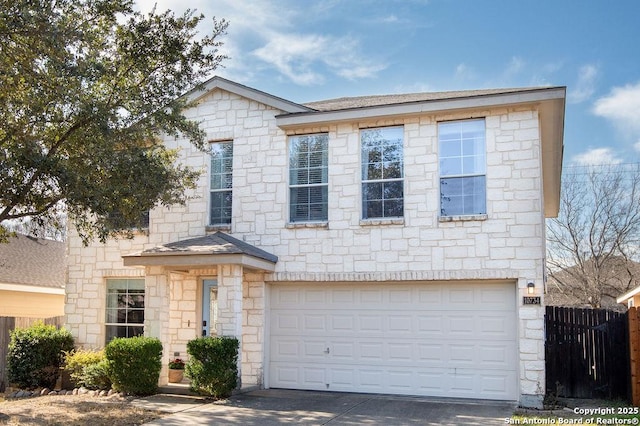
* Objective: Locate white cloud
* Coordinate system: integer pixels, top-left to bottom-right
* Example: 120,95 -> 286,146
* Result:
571,147 -> 623,166
505,56 -> 524,76
135,0 -> 386,86
568,64 -> 598,104
593,82 -> 640,136
634,140 -> 640,152
253,33 -> 385,85
455,63 -> 475,81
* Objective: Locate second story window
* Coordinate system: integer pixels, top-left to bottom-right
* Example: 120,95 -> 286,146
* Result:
361,126 -> 404,219
439,119 -> 486,216
210,142 -> 233,226
289,134 -> 328,222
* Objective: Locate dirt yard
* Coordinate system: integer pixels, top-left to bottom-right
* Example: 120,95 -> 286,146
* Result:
0,394 -> 164,425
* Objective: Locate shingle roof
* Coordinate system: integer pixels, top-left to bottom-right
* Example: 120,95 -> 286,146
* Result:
0,233 -> 65,289
140,232 -> 278,263
302,87 -> 551,112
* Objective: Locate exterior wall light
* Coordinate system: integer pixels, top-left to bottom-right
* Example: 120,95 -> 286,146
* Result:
527,282 -> 535,295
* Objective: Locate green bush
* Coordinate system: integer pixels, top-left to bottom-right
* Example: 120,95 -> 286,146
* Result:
82,360 -> 111,390
6,322 -> 74,389
104,336 -> 162,395
64,349 -> 111,390
186,336 -> 238,398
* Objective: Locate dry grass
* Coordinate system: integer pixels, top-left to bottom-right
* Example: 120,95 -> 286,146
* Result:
0,394 -> 164,426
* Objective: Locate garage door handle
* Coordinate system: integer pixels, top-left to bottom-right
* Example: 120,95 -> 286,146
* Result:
324,348 -> 330,354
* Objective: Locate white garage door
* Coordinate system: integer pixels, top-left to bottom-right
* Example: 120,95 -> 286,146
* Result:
268,281 -> 518,400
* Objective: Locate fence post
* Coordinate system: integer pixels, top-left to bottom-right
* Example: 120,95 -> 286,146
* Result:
630,307 -> 640,406
0,317 -> 16,392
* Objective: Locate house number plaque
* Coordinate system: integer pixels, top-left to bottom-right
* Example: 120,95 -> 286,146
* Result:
523,296 -> 541,305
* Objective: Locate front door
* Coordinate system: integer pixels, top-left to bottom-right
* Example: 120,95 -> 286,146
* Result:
202,279 -> 218,337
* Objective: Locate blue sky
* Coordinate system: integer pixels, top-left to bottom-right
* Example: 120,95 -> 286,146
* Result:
136,0 -> 640,168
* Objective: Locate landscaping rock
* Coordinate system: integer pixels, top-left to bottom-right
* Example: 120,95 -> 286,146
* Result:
72,388 -> 79,395
40,388 -> 50,396
48,391 -> 58,396
99,390 -> 108,397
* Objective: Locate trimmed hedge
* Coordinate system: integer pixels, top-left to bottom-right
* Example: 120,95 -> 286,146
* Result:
104,336 -> 162,395
6,322 -> 74,389
186,336 -> 238,398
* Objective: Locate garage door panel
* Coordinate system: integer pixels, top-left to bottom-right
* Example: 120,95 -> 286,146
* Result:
269,282 -> 518,400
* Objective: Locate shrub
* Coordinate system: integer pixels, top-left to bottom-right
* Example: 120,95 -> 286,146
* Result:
82,360 -> 112,390
6,322 -> 74,389
104,336 -> 162,395
64,349 -> 111,390
186,336 -> 238,398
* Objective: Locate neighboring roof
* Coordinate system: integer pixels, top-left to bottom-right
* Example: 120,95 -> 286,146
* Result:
0,233 -> 65,291
617,285 -> 640,304
123,232 -> 278,272
181,76 -> 312,114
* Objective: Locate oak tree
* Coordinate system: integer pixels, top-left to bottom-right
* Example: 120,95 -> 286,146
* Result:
0,0 -> 227,243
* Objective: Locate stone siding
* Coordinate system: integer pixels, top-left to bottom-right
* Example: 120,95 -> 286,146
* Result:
66,86 -> 547,406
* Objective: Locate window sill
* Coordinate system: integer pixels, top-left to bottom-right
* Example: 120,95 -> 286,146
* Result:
206,225 -> 231,232
438,214 -> 488,222
286,221 -> 328,229
359,218 -> 405,226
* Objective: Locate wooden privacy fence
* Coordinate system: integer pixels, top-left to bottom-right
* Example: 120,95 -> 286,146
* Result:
0,316 -> 64,392
628,307 -> 640,405
545,306 -> 629,400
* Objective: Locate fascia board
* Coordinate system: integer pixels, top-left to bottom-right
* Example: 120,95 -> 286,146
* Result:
0,282 -> 65,295
276,88 -> 567,128
617,286 -> 640,304
122,252 -> 276,272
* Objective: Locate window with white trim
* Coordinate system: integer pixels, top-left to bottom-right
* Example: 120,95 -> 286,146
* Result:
105,278 -> 145,343
209,142 -> 233,225
289,134 -> 328,222
439,119 -> 486,216
361,126 -> 404,219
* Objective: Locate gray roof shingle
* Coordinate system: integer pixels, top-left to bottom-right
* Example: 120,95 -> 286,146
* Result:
140,232 -> 278,263
0,233 -> 65,289
302,87 -> 553,112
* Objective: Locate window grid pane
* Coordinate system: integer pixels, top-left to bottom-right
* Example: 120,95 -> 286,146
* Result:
438,119 -> 486,216
210,142 -> 233,225
106,278 -> 145,344
289,134 -> 328,222
361,127 -> 404,219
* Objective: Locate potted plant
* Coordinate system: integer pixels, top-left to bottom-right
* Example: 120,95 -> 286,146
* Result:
168,358 -> 185,383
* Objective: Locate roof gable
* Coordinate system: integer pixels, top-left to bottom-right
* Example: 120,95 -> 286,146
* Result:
182,76 -> 312,114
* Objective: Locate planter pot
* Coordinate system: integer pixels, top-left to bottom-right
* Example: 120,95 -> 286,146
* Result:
168,369 -> 184,383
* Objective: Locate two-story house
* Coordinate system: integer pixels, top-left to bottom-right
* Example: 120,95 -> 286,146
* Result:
65,77 -> 565,408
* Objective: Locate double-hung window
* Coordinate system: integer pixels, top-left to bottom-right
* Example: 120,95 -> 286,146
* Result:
105,278 -> 145,343
289,134 -> 328,222
438,119 -> 486,216
361,126 -> 404,219
209,142 -> 233,225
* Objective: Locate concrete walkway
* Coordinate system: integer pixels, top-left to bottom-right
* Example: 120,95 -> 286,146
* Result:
139,389 -> 517,425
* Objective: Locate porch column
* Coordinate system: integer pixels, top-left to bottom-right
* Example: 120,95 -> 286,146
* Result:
217,265 -> 243,337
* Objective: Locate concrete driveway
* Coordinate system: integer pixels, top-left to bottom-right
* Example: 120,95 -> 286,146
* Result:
142,389 -> 517,425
